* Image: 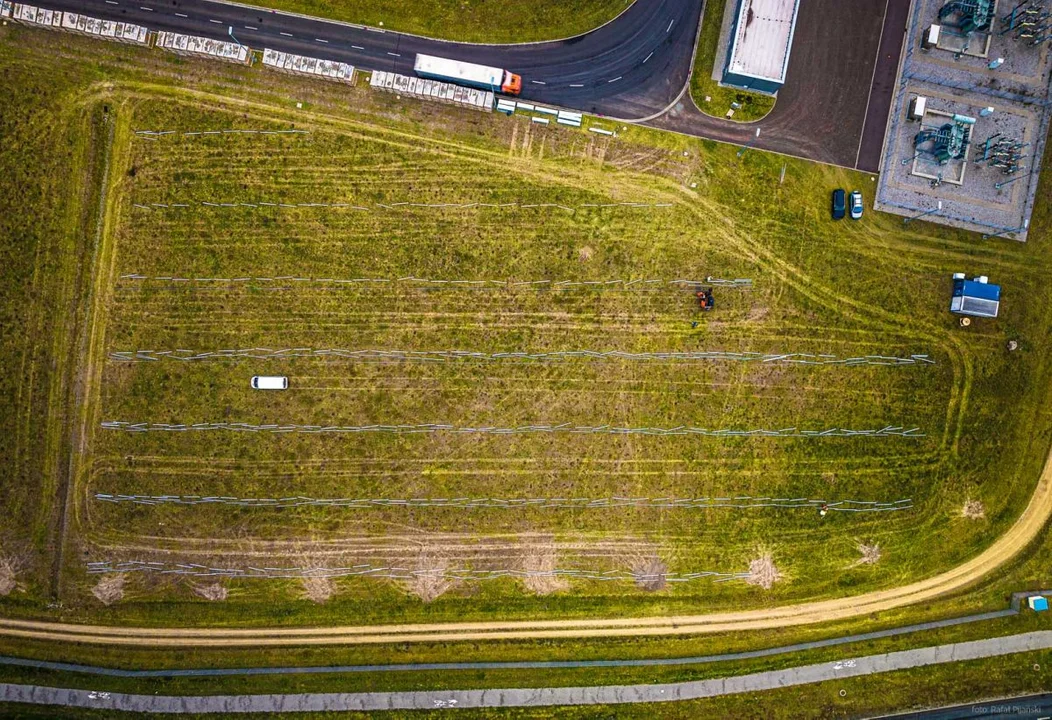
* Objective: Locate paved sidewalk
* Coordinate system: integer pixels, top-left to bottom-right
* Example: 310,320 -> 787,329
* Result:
3,631 -> 1051,713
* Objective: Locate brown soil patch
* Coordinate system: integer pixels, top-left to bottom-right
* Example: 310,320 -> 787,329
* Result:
854,542 -> 882,566
301,575 -> 335,604
91,574 -> 125,605
578,246 -> 594,262
404,547 -> 457,603
191,582 -> 228,602
746,553 -> 782,590
631,556 -> 668,592
963,500 -> 986,520
521,538 -> 568,596
0,555 -> 26,597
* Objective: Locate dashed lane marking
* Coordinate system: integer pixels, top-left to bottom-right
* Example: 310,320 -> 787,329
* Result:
644,51 -> 653,63
608,76 -> 622,83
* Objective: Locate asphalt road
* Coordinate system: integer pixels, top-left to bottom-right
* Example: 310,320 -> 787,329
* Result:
652,0 -> 910,169
2,631 -> 1051,712
876,693 -> 1052,719
33,0 -> 700,120
24,0 -> 909,169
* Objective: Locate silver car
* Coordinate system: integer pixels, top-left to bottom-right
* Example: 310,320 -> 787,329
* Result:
849,190 -> 864,220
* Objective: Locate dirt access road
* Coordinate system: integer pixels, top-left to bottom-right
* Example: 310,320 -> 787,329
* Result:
2,449 -> 1051,647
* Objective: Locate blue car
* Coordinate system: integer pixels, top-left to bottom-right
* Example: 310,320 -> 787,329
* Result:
831,189 -> 846,220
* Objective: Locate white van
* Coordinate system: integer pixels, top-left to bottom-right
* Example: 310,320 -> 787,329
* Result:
251,375 -> 288,390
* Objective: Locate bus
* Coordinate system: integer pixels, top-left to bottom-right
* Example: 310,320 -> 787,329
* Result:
413,53 -> 522,95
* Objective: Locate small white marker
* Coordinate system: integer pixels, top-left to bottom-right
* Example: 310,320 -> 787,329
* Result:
643,51 -> 653,63
607,76 -> 622,83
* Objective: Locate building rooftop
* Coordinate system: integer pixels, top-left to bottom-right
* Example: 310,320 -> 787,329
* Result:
726,0 -> 800,84
951,278 -> 1001,318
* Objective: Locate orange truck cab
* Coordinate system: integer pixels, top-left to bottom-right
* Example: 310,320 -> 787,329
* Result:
502,72 -> 523,95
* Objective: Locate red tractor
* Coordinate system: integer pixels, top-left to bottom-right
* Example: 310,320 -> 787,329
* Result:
696,287 -> 715,311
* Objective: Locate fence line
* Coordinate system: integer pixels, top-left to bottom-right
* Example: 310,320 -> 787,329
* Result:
100,421 -> 926,438
94,493 -> 913,512
134,129 -> 310,138
110,348 -> 934,367
129,201 -> 674,212
116,274 -> 754,289
86,560 -> 748,584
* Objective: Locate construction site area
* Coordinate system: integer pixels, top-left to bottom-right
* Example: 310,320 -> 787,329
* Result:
876,0 -> 1052,239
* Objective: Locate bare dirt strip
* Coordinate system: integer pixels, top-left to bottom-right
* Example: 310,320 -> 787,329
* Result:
1,446 -> 1050,647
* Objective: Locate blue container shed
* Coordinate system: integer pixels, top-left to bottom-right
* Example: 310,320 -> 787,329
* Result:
1028,596 -> 1048,612
950,274 -> 1000,318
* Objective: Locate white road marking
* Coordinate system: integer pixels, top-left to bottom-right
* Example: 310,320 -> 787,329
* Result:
607,76 -> 622,83
315,37 -> 327,42
569,83 -> 584,87
643,51 -> 653,63
139,6 -> 153,10
351,45 -> 364,49
666,18 -> 674,32
280,31 -> 293,36
209,18 -> 222,23
387,51 -> 400,57
104,1 -> 118,5
244,25 -> 257,29
174,12 -> 187,17
531,80 -> 546,85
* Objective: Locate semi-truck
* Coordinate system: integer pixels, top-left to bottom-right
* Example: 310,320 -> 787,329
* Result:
413,53 -> 522,95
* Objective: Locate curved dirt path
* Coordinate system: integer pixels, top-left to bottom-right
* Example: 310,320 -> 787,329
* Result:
2,448 -> 1050,647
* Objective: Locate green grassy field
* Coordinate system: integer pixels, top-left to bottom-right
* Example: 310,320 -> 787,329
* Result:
0,24 -> 1051,641
227,0 -> 632,42
688,0 -> 775,122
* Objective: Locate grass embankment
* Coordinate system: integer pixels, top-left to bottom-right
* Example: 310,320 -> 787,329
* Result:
235,0 -> 632,42
689,0 -> 775,122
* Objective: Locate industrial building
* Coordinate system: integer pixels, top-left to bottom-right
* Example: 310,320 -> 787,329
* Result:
722,0 -> 801,95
